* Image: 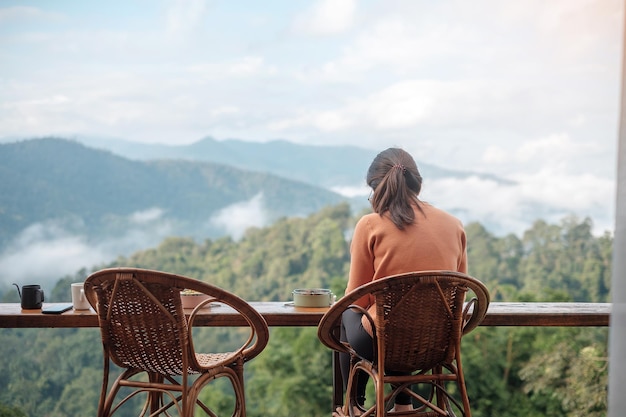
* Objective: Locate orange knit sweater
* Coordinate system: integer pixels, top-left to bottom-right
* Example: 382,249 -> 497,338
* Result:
346,202 -> 467,334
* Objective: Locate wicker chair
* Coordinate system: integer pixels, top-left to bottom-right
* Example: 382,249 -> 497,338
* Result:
84,267 -> 270,417
317,271 -> 489,417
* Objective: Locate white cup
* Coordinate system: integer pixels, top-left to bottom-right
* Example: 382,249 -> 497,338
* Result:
71,282 -> 90,310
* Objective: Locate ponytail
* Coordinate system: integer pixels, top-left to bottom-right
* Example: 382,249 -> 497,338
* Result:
367,148 -> 423,230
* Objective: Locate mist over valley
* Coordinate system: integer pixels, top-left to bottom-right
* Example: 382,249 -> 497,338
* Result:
0,136 -> 614,287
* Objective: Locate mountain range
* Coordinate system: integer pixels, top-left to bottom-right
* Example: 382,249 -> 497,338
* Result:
0,137 -> 349,250
77,135 -> 514,190
1,135 -> 585,285
0,136 -> 521,273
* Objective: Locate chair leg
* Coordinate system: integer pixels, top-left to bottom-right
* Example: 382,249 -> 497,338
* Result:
101,369 -> 138,417
98,357 -> 112,417
455,360 -> 471,417
375,373 -> 386,417
346,371 -> 372,416
147,372 -> 165,415
185,365 -> 246,417
345,365 -> 362,417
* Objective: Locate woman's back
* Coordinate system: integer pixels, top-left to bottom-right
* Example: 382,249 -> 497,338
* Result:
347,202 -> 467,295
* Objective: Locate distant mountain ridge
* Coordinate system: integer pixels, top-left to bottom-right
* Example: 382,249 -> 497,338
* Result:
77,135 -> 514,189
0,138 -> 348,249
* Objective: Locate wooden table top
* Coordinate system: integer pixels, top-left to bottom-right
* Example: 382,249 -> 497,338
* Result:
0,302 -> 610,328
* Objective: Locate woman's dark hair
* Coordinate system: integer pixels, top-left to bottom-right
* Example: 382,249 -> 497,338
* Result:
366,147 -> 423,230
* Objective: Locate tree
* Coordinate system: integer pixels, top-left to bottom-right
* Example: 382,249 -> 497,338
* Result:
247,328 -> 333,417
0,403 -> 26,417
0,208 -> 612,416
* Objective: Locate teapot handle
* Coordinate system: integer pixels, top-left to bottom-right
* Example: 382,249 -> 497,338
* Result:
12,283 -> 21,300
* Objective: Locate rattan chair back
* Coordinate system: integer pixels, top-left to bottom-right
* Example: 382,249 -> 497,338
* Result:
88,270 -> 189,374
318,270 -> 490,417
84,267 -> 269,417
377,274 -> 468,372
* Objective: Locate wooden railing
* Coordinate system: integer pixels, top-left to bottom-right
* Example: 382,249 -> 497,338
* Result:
0,301 -> 610,411
0,301 -> 611,328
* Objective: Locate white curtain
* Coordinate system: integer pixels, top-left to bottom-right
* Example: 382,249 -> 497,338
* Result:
609,3 -> 626,415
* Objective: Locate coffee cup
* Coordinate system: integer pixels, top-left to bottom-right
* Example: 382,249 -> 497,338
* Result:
71,282 -> 90,310
20,284 -> 45,309
292,288 -> 335,307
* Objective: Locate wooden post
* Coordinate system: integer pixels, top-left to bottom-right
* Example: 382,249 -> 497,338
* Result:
609,3 -> 626,416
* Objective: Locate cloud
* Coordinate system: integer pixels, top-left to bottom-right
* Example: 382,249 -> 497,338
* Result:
331,169 -> 615,237
481,133 -> 609,175
1,0 -> 619,160
304,17 -> 444,80
130,207 -> 165,223
228,56 -> 266,76
420,172 -> 614,236
331,184 -> 370,198
0,223 -> 106,287
188,56 -> 275,78
0,170 -> 614,291
0,6 -> 64,22
514,169 -> 614,213
292,0 -> 357,35
0,209 -> 176,287
0,0 -> 619,238
165,0 -> 211,38
208,193 -> 269,240
361,81 -> 437,129
267,79 -> 500,133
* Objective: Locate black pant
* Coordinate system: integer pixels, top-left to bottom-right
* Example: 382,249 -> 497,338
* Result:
339,308 -> 412,406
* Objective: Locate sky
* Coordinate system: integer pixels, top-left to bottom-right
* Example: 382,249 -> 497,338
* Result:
0,0 -> 624,284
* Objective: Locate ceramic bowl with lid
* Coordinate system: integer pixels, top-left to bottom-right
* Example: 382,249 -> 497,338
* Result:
180,290 -> 213,309
292,288 -> 335,307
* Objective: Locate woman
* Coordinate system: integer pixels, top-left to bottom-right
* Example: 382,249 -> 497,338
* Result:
335,148 -> 467,416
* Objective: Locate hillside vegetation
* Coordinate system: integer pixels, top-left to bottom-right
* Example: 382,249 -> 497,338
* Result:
0,204 -> 610,417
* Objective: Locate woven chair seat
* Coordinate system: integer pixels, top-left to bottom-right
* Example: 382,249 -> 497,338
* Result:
195,352 -> 238,368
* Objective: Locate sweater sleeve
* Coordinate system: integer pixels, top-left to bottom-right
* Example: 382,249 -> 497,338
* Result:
346,216 -> 376,308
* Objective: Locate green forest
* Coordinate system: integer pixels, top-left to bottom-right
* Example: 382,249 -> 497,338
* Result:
0,203 -> 611,417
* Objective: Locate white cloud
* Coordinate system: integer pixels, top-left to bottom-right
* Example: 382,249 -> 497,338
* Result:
130,207 -> 165,223
0,210 -> 177,287
208,193 -> 269,240
267,109 -> 352,133
0,222 -> 104,287
165,0 -> 211,38
515,169 -> 614,213
209,106 -> 240,118
188,56 -> 276,79
267,79 -> 502,134
0,0 -> 620,237
331,184 -> 370,198
481,133 -> 608,175
293,0 -> 357,35
482,146 -> 510,165
228,56 -> 265,76
0,234 -> 105,287
362,81 -> 435,129
0,6 -> 64,22
422,172 -> 614,236
308,17 -> 446,80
